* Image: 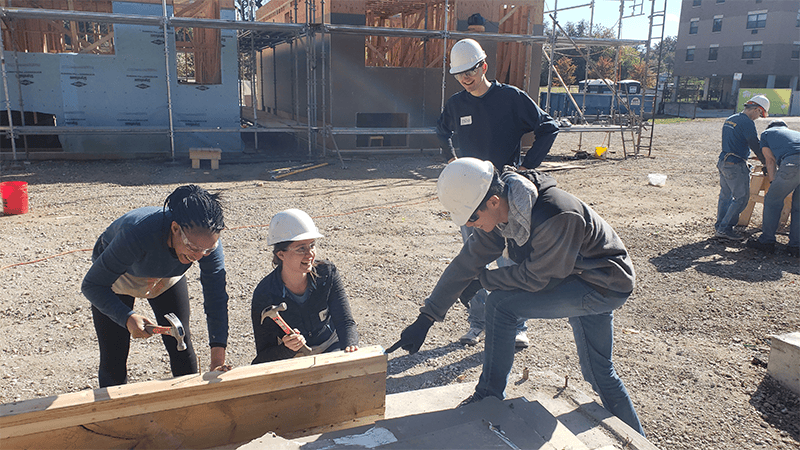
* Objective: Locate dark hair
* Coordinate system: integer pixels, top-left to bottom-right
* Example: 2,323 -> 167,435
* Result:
767,120 -> 787,129
474,168 -> 507,213
164,185 -> 225,232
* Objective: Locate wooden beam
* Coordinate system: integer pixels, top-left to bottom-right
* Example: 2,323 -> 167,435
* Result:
1,346 -> 387,450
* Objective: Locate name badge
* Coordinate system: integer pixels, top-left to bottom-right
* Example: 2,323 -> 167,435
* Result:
460,115 -> 472,126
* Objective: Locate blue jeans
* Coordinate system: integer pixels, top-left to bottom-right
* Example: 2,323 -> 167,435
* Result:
759,154 -> 800,247
460,226 -> 526,333
473,276 -> 645,436
715,157 -> 750,233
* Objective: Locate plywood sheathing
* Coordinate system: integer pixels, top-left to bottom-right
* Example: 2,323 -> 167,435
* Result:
0,346 -> 387,450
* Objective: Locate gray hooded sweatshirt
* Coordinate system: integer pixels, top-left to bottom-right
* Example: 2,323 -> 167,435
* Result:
421,170 -> 635,322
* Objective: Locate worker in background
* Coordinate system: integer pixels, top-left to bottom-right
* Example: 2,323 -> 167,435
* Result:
82,185 -> 231,387
387,158 -> 644,436
436,38 -> 560,348
251,209 -> 358,363
746,120 -> 800,257
714,94 -> 769,242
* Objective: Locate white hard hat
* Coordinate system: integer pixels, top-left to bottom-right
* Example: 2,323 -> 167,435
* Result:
437,158 -> 495,226
449,39 -> 487,74
267,209 -> 324,245
746,95 -> 770,114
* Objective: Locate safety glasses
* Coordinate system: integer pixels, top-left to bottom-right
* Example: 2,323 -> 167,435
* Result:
454,61 -> 483,80
179,227 -> 218,255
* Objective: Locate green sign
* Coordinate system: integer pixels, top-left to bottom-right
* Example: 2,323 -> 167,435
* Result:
737,89 -> 791,116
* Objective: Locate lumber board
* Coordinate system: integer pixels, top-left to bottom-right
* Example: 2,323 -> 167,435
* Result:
0,346 -> 387,449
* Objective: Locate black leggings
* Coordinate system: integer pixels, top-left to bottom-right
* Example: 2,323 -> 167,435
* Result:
91,276 -> 197,387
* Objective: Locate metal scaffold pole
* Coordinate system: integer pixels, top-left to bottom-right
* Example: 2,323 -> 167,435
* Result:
0,28 -> 17,164
161,0 -> 176,161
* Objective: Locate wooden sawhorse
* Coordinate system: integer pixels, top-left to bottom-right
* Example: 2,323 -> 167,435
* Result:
189,148 -> 221,170
737,169 -> 792,228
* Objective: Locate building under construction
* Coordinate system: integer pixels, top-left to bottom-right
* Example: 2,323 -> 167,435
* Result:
1,0 -> 657,162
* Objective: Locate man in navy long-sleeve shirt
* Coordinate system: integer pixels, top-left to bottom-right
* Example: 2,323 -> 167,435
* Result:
436,40 -> 559,170
435,39 -> 559,348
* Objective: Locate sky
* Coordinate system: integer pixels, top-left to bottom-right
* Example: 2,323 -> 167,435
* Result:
541,0 -> 681,42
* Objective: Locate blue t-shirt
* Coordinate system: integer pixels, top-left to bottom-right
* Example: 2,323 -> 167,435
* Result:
760,126 -> 800,165
720,112 -> 759,162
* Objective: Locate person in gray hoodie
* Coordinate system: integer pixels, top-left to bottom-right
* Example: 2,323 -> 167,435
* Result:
387,158 -> 644,436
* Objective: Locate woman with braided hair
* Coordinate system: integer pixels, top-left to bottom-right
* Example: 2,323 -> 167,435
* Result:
82,185 -> 232,387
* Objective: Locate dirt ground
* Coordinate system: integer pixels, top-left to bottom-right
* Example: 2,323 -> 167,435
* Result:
1,117 -> 799,450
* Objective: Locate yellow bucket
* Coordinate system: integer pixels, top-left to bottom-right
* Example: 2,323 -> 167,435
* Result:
594,146 -> 608,158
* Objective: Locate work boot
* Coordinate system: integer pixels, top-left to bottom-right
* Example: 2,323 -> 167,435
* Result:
515,330 -> 530,348
457,393 -> 484,408
746,239 -> 775,254
459,327 -> 484,345
715,229 -> 745,242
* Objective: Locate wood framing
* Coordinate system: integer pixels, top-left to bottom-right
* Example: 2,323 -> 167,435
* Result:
0,346 -> 387,450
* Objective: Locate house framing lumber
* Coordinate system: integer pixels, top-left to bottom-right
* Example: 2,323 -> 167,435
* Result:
0,346 -> 387,450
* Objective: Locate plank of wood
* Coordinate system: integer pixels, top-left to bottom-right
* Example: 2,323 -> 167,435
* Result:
1,346 -> 387,449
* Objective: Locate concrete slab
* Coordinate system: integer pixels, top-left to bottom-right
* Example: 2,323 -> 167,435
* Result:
384,383 -> 476,419
768,332 -> 800,396
506,398 -> 590,450
379,418 -> 553,450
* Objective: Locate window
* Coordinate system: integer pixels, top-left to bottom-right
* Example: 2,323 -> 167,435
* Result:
1,1 -> 114,54
793,42 -> 800,59
746,12 -> 767,29
693,0 -> 701,5
742,43 -> 762,59
712,16 -> 723,32
716,0 -> 724,3
796,10 -> 799,27
689,19 -> 699,34
686,47 -> 695,61
708,46 -> 718,61
174,0 -> 221,85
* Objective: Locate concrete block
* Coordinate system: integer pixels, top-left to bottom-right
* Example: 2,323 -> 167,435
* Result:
768,332 -> 800,395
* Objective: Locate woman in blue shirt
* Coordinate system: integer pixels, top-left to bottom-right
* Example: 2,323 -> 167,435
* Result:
81,185 -> 231,387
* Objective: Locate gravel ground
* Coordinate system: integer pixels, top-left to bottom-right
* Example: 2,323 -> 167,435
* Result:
1,118 -> 799,450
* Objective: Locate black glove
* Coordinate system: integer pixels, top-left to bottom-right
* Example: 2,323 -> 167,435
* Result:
458,279 -> 484,309
386,314 -> 434,354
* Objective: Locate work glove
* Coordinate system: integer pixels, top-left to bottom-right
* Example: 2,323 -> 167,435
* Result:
458,279 -> 484,309
386,313 -> 434,355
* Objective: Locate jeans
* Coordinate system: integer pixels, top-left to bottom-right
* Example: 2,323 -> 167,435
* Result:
759,154 -> 800,247
715,157 -> 751,233
91,277 -> 197,387
473,276 -> 645,436
460,226 -> 526,333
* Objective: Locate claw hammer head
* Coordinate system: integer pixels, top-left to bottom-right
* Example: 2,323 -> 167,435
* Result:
146,313 -> 187,351
260,302 -> 292,334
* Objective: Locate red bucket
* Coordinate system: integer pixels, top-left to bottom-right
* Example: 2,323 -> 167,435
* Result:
1,181 -> 29,215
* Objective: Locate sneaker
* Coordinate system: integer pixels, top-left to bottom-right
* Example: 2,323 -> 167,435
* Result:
459,327 -> 484,345
745,239 -> 775,254
787,246 -> 800,258
515,330 -> 530,348
457,393 -> 484,408
715,229 -> 745,242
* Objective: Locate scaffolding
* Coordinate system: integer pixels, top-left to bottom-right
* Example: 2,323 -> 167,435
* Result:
1,0 -> 661,165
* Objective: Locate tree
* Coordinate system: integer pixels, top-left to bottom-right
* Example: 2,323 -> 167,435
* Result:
649,36 -> 677,79
589,56 -> 615,80
553,57 -> 576,87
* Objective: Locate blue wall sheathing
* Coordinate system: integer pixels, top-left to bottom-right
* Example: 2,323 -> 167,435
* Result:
3,1 -> 242,155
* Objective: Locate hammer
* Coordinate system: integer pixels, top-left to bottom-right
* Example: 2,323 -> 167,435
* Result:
260,303 -> 312,354
145,313 -> 187,351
